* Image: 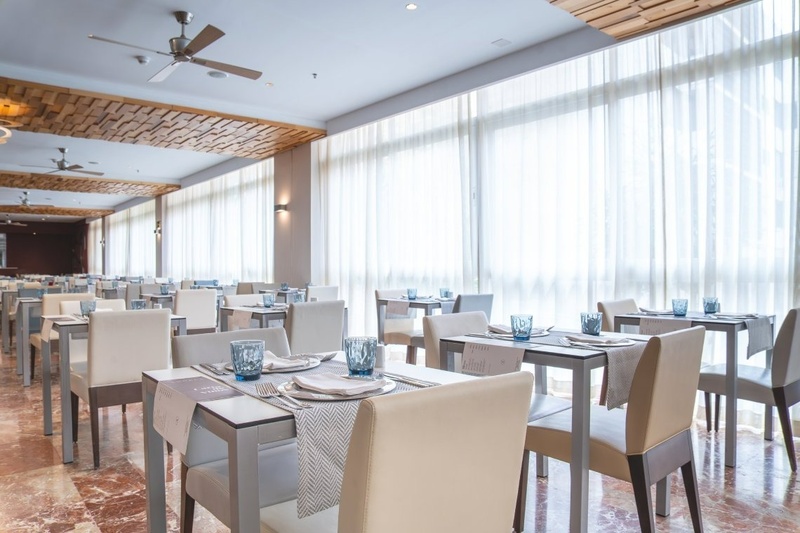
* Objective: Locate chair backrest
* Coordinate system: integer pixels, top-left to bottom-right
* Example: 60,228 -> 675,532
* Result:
172,327 -> 292,368
625,326 -> 705,454
284,300 -> 345,354
18,288 -> 40,298
181,279 -> 194,290
174,289 -> 218,330
597,298 -> 639,332
452,293 -> 493,321
223,294 -> 262,307
140,283 -> 161,296
87,309 -> 171,387
375,289 -> 415,344
422,311 -> 489,370
236,282 -> 257,294
60,298 -> 127,315
125,283 -> 142,307
338,372 -> 533,532
43,293 -> 95,315
306,285 -> 339,302
771,308 -> 800,387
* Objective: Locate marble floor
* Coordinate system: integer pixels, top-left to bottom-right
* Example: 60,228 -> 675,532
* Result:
0,350 -> 798,532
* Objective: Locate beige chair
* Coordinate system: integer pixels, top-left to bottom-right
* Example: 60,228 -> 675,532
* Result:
223,294 -> 262,307
259,371 -> 534,533
375,289 -> 423,365
124,283 -> 142,308
596,298 -> 640,404
174,289 -> 218,334
236,281 -> 258,294
70,309 -> 171,468
422,310 -> 488,370
452,293 -> 493,321
284,300 -> 345,354
29,293 -> 96,379
139,283 -> 161,297
305,285 -> 339,302
181,279 -> 194,290
597,298 -> 639,333
698,308 -> 800,471
172,328 -> 298,533
519,326 -> 706,532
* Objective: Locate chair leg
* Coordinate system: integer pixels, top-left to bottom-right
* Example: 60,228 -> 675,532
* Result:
514,451 -> 530,533
30,346 -> 36,381
180,462 -> 195,533
70,392 -> 79,442
773,387 -> 797,472
714,394 -> 721,432
627,454 -> 655,533
680,457 -> 704,533
122,404 -> 126,414
89,390 -> 101,469
405,345 -> 417,365
703,392 -> 712,431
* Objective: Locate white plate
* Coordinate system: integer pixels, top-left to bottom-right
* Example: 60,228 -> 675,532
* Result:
569,340 -> 636,348
225,357 -> 320,374
278,378 -> 396,401
491,330 -> 549,340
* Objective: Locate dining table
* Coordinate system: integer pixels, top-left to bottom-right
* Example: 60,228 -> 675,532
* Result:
143,358 -> 465,532
439,329 -> 663,533
375,296 -> 451,341
614,311 -> 775,468
41,313 -> 188,464
218,304 -> 288,332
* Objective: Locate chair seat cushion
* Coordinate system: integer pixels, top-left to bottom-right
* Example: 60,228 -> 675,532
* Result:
30,331 -> 59,350
527,407 -> 631,482
698,363 -> 774,405
384,330 -> 422,346
528,393 -> 572,422
187,442 -> 299,528
260,500 -> 337,533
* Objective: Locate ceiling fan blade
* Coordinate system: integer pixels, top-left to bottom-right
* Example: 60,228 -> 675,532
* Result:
44,169 -> 62,175
66,164 -> 84,171
149,60 -> 184,83
72,169 -> 105,177
191,57 -> 262,80
88,34 -> 171,56
183,25 -> 225,56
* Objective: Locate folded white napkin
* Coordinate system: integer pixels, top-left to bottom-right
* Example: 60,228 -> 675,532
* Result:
263,350 -> 309,370
292,373 -> 388,396
638,307 -> 673,315
565,333 -> 628,345
488,324 -> 513,334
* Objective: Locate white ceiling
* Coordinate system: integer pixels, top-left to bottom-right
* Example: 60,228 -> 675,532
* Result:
0,0 -> 589,221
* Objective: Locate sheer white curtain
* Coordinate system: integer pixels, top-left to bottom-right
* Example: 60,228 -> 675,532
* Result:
317,98 -> 474,335
86,219 -> 103,275
105,201 -> 156,277
163,159 -> 274,283
317,0 -> 799,421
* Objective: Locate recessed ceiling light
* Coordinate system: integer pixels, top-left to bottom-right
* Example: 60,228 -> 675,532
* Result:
265,82 -> 274,88
88,161 -> 100,165
207,70 -> 228,79
406,3 -> 418,10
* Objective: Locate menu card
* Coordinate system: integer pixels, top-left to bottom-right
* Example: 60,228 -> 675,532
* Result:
153,377 -> 242,454
461,342 -> 525,376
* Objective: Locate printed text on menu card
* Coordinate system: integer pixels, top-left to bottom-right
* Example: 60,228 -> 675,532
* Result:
461,342 -> 525,376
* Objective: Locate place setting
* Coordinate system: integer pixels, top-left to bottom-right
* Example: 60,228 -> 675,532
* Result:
558,312 -> 636,348
467,315 -> 552,342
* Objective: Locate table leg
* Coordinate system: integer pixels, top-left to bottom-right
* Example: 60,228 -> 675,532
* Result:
42,341 -> 52,435
21,307 -> 31,387
569,363 -> 591,533
439,341 -> 455,372
177,320 -> 187,336
16,307 -> 23,375
59,331 -> 73,463
535,364 -> 549,478
229,426 -> 260,532
656,475 -> 670,516
1,295 -> 9,354
764,345 -> 774,440
143,380 -> 167,533
724,329 -> 738,468
220,309 -> 230,332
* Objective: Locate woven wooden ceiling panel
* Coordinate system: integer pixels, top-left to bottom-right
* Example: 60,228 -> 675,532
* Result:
0,205 -> 114,217
551,0 -> 745,39
0,172 -> 179,197
0,77 -> 326,160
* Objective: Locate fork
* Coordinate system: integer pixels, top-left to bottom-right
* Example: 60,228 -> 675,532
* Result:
255,382 -> 310,409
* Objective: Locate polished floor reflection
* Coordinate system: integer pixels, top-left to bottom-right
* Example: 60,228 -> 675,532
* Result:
0,349 -> 798,532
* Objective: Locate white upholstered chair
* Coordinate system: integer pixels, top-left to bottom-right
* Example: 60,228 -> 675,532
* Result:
70,309 -> 171,468
259,371 -> 534,533
223,294 -> 262,307
124,283 -> 142,309
375,289 -> 423,365
698,308 -> 800,471
29,293 -> 95,380
305,285 -> 338,302
171,328 -> 299,533
284,300 -> 345,354
452,293 -> 493,321
422,310 -> 488,370
519,327 -> 706,532
596,298 -> 640,404
174,289 -> 218,334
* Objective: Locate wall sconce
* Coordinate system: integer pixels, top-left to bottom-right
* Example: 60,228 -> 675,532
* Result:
154,221 -> 162,235
274,204 -> 288,213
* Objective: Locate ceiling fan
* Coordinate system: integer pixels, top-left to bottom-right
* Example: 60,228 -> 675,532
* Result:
88,11 -> 262,83
18,191 -> 54,209
22,148 -> 104,176
2,215 -> 27,227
